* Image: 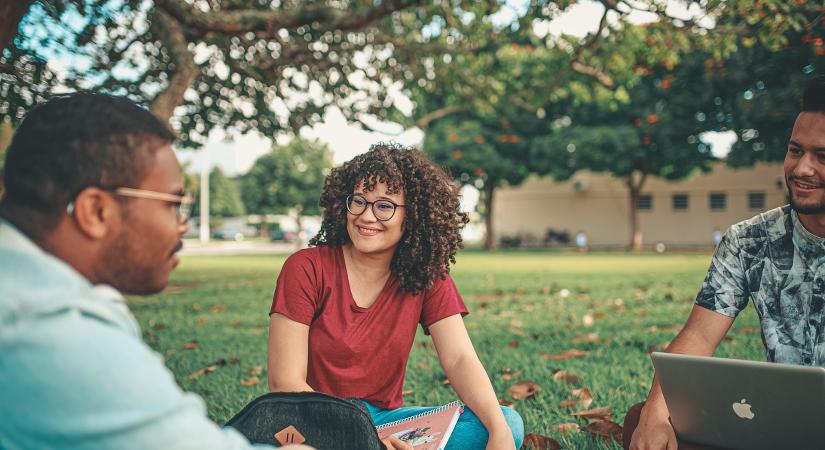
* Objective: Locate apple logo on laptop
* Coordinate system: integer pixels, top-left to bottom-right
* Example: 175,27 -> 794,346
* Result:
732,398 -> 755,420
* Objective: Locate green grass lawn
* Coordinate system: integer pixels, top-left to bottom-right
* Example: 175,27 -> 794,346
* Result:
129,250 -> 764,449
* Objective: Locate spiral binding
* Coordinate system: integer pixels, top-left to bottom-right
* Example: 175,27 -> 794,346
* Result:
375,401 -> 464,430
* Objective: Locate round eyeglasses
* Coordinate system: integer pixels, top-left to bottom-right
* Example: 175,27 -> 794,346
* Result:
346,194 -> 405,221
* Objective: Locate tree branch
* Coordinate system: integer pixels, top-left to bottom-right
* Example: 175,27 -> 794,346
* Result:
149,9 -> 200,122
571,60 -> 615,88
154,0 -> 423,35
414,105 -> 467,129
1,0 -> 34,52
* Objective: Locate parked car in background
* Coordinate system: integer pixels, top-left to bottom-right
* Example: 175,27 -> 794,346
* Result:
212,228 -> 245,241
269,227 -> 294,243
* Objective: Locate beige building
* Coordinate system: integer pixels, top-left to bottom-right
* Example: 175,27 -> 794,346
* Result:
493,162 -> 787,248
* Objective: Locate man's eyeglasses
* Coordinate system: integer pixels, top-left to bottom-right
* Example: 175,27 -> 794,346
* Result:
67,187 -> 194,223
346,194 -> 405,221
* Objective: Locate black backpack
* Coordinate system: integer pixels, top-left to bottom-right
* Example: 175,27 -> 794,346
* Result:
225,391 -> 385,450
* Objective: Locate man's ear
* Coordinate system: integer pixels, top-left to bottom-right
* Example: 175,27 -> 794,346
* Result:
70,187 -> 121,240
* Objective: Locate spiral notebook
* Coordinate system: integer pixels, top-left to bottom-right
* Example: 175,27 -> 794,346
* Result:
375,401 -> 464,450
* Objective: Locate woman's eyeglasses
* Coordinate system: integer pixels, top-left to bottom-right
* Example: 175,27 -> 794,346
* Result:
346,194 -> 405,221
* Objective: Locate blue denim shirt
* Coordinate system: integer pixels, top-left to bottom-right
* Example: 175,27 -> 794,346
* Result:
0,218 -> 274,450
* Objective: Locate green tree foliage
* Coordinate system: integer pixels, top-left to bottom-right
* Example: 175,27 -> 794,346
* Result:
240,137 -> 332,239
4,0 -> 501,144
188,167 -> 245,218
416,0 -> 821,249
424,109 -> 547,249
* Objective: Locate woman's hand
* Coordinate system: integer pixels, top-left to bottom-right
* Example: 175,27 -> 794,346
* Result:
381,435 -> 413,450
485,429 -> 516,450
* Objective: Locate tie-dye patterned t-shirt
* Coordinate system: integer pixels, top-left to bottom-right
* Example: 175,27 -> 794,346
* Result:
696,205 -> 825,366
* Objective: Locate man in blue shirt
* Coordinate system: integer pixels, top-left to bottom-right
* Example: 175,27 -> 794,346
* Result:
626,77 -> 825,450
0,93 -> 307,449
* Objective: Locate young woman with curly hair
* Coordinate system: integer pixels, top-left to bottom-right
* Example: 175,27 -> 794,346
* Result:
266,143 -> 524,450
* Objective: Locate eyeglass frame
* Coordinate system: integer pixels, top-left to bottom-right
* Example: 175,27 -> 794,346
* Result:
66,187 -> 194,223
345,194 -> 406,221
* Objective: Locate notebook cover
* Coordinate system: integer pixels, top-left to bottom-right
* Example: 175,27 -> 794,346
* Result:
376,401 -> 463,450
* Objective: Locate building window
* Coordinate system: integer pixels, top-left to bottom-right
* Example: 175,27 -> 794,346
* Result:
748,191 -> 766,210
637,194 -> 653,210
672,193 -> 689,211
709,192 -> 727,211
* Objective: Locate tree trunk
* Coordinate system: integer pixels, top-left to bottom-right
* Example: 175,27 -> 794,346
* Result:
483,181 -> 497,250
625,172 -> 648,251
0,1 -> 33,53
294,207 -> 304,250
149,9 -> 200,122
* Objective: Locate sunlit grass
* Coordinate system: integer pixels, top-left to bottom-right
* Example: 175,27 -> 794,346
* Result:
130,250 -> 763,449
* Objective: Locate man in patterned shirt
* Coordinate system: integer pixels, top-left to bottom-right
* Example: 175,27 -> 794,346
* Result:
625,76 -> 825,450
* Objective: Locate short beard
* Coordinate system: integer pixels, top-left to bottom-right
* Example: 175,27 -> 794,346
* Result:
98,212 -> 166,295
789,189 -> 825,215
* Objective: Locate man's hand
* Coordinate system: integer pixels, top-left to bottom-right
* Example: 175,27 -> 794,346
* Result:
630,406 -> 677,450
381,435 -> 413,450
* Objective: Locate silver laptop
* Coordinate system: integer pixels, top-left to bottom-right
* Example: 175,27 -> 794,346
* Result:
651,352 -> 825,450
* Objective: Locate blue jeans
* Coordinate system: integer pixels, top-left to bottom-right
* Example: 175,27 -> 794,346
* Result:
364,401 -> 524,450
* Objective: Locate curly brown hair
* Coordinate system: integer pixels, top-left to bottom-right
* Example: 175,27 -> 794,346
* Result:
309,142 -> 469,293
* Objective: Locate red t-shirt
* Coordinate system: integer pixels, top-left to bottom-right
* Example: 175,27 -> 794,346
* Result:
270,246 -> 468,409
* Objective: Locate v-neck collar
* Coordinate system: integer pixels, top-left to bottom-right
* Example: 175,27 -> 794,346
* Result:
338,246 -> 395,312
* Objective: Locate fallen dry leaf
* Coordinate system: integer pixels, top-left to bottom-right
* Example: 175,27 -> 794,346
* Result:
569,406 -> 612,421
208,304 -> 226,312
501,369 -> 523,381
182,342 -> 198,350
520,433 -> 561,450
186,365 -> 216,380
583,419 -> 623,445
185,358 -> 230,380
248,365 -> 263,376
401,389 -> 413,396
417,361 -> 430,369
507,381 -> 542,400
741,327 -> 758,334
551,423 -> 580,434
510,319 -> 523,328
499,398 -> 514,407
571,333 -> 600,344
442,378 -> 451,386
249,327 -> 264,335
509,340 -> 519,348
240,376 -> 260,387
582,314 -> 595,327
552,370 -> 579,385
571,387 -> 594,408
543,349 -> 589,360
559,399 -> 580,408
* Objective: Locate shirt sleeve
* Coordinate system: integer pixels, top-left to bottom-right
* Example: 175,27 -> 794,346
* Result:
0,311 -> 276,450
420,274 -> 469,334
270,250 -> 320,325
694,225 -> 751,317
